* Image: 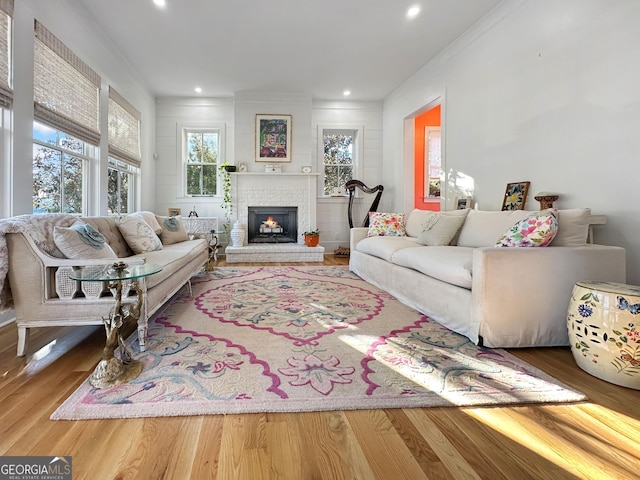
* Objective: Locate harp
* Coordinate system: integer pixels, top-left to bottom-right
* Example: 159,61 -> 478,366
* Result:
346,180 -> 384,228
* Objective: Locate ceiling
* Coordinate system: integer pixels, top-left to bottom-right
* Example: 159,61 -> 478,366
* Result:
77,0 -> 503,101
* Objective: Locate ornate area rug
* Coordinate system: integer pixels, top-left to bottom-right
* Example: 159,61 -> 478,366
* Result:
51,266 -> 585,420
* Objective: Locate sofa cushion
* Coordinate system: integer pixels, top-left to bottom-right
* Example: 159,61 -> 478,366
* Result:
116,215 -> 163,254
496,209 -> 558,247
405,208 -> 469,238
550,208 -> 592,246
367,212 -> 406,237
457,210 -> 531,247
391,246 -> 474,289
355,236 -> 420,261
131,239 -> 206,289
53,224 -> 118,259
155,215 -> 189,245
416,212 -> 468,246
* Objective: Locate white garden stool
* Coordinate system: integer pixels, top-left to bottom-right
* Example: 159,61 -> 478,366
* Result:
567,281 -> 640,390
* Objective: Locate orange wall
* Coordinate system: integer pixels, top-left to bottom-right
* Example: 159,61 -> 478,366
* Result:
414,105 -> 441,211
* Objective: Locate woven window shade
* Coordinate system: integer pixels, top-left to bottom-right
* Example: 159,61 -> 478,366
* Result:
0,0 -> 13,108
33,20 -> 101,146
108,87 -> 141,167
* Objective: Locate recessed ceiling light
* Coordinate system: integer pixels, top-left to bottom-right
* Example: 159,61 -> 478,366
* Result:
153,0 -> 166,7
407,5 -> 420,19
194,87 -> 202,93
343,90 -> 351,96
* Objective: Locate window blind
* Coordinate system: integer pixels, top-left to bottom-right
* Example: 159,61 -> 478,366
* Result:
108,87 -> 141,167
0,0 -> 13,108
33,20 -> 101,145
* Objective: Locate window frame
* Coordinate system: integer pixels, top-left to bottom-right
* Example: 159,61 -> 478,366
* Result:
317,124 -> 363,198
177,122 -> 225,198
107,156 -> 138,215
32,121 -> 97,215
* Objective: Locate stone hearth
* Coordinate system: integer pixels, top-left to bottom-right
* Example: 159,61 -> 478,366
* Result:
225,244 -> 324,263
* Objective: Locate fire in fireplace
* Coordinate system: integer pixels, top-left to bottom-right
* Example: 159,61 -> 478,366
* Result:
248,206 -> 298,243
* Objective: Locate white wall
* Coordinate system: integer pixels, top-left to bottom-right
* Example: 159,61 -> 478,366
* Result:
155,93 -> 383,250
312,100 -> 383,251
9,0 -> 156,216
384,0 -> 640,283
155,96 -> 234,220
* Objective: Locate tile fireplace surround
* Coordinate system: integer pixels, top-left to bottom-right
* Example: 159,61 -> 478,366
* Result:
225,172 -> 324,263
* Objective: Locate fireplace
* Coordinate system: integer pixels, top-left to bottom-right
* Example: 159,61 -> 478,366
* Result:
248,206 -> 298,243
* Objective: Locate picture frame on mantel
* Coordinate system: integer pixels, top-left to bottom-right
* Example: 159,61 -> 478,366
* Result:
255,114 -> 292,163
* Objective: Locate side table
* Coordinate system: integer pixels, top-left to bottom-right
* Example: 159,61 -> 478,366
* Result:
71,261 -> 162,388
567,281 -> 640,390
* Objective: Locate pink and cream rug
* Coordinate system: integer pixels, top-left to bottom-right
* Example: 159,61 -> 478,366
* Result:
51,266 -> 585,420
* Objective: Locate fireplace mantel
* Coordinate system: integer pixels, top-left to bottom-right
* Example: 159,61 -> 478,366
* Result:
231,172 -> 320,177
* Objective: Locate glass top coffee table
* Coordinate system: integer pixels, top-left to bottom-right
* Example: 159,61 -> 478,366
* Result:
71,261 -> 162,388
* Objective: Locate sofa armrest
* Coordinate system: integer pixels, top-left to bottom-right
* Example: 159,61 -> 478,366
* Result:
470,245 -> 626,347
350,228 -> 369,252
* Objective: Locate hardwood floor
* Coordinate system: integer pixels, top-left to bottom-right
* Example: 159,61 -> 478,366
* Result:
1,255 -> 639,479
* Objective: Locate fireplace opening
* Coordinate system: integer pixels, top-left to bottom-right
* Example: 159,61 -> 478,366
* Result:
248,206 -> 298,243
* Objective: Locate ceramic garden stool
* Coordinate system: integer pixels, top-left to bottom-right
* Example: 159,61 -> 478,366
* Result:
567,281 -> 640,390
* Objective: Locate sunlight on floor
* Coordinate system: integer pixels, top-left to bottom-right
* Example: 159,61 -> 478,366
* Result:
465,404 -> 638,479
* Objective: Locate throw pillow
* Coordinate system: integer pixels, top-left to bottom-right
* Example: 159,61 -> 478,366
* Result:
550,208 -> 592,246
496,209 -> 559,247
155,215 -> 189,245
54,223 -> 118,259
367,212 -> 406,237
416,212 -> 467,246
132,211 -> 162,235
116,215 -> 163,254
404,208 -> 469,237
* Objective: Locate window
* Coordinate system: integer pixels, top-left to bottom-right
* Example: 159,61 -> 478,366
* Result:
108,157 -> 137,215
108,88 -> 141,215
185,128 -> 221,196
322,129 -> 357,196
33,122 -> 96,214
424,127 -> 442,198
32,20 -> 100,215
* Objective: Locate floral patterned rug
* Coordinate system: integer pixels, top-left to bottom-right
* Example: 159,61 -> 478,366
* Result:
51,266 -> 586,420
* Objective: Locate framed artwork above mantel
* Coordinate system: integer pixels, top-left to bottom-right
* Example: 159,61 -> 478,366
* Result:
255,114 -> 292,163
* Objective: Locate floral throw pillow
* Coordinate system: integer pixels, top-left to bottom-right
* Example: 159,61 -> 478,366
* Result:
367,212 -> 406,237
496,209 -> 559,247
116,215 -> 163,254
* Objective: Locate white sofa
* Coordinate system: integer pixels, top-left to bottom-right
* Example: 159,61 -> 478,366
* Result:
349,208 -> 626,348
2,214 -> 208,356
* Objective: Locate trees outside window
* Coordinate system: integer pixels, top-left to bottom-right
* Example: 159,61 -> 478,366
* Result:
186,129 -> 219,196
32,122 -> 94,214
323,130 -> 355,196
108,157 -> 136,215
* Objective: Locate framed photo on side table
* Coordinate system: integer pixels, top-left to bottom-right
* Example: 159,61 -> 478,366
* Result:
168,208 -> 181,217
255,114 -> 292,163
501,181 -> 530,210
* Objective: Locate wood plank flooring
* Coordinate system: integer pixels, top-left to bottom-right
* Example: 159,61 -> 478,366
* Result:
1,256 -> 639,479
